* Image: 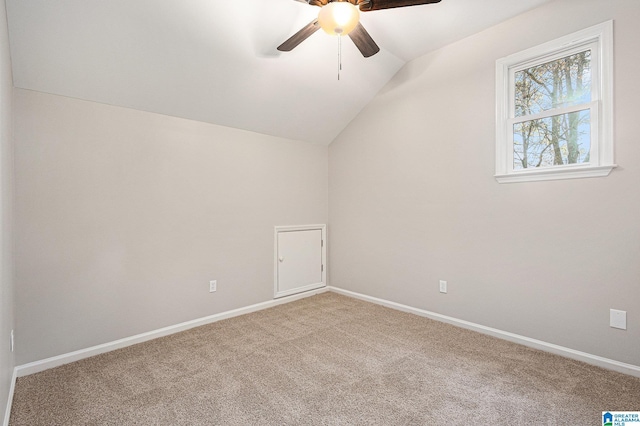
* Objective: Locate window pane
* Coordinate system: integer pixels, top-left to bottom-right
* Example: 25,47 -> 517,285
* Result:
515,50 -> 591,117
513,110 -> 591,170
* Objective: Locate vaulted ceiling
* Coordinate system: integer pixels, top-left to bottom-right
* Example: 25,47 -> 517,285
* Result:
6,0 -> 552,144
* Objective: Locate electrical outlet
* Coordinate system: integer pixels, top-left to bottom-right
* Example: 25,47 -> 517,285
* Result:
439,280 -> 447,294
610,309 -> 626,330
209,280 -> 217,293
10,329 -> 14,352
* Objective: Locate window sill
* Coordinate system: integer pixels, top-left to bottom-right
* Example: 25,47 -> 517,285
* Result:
495,164 -> 617,183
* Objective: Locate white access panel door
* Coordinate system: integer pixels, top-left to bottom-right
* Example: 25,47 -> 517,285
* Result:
274,225 -> 326,298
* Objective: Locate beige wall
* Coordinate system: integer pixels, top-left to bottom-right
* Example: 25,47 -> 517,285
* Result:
0,0 -> 13,421
14,90 -> 328,364
329,0 -> 640,366
10,0 -> 640,373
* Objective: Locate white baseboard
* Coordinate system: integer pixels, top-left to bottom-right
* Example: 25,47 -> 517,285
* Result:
3,367 -> 16,426
328,286 -> 640,378
13,284 -> 640,381
15,287 -> 328,378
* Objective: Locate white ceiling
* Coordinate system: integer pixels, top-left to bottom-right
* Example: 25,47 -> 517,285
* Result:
6,0 -> 552,145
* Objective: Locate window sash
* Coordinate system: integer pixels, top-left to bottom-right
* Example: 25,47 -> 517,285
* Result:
509,102 -> 596,126
507,41 -> 599,121
507,102 -> 599,174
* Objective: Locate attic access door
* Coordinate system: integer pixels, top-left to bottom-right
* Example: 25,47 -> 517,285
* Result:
274,225 -> 326,299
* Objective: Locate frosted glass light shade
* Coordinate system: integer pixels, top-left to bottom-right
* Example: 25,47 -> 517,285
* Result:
318,2 -> 360,36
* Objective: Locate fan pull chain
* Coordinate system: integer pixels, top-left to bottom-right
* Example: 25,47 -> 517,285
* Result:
338,35 -> 342,81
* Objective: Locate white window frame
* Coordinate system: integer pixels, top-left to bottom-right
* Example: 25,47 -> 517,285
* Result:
495,21 -> 615,183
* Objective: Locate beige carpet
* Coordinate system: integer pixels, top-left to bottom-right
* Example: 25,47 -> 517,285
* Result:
9,292 -> 640,425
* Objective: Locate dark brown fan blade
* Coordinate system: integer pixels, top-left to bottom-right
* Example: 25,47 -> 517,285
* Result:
277,19 -> 321,52
293,0 -> 328,6
359,0 -> 441,12
348,23 -> 380,57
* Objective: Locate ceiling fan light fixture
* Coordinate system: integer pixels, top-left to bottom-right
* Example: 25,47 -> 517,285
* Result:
318,2 -> 360,36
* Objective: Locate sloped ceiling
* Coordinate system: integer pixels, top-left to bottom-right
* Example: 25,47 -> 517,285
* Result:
6,0 -> 552,144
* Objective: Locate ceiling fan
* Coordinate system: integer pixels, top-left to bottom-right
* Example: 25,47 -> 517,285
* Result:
278,0 -> 442,58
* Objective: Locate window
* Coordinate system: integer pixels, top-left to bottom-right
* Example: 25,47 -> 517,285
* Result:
495,21 -> 615,183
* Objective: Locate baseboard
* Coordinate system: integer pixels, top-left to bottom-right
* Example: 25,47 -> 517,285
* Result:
15,284 -> 640,380
16,287 -> 328,377
328,286 -> 640,378
2,367 -> 16,426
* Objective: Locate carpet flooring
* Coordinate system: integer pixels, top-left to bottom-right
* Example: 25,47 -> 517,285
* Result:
9,292 -> 640,425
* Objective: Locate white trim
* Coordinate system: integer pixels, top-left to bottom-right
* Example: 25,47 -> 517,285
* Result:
327,286 -> 640,378
495,164 -> 617,183
509,102 -> 595,125
495,20 -> 614,183
274,224 -> 327,232
274,224 -> 327,299
274,282 -> 326,299
2,368 -> 16,426
15,287 -> 328,377
497,21 -> 611,75
599,20 -> 615,166
9,285 -> 640,399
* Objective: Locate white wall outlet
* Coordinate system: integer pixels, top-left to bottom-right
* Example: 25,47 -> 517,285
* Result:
610,309 -> 627,330
439,280 -> 447,294
209,280 -> 217,293
10,329 -> 14,352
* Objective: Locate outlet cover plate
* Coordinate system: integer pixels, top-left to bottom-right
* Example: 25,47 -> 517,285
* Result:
610,309 -> 626,330
439,280 -> 447,294
209,280 -> 217,293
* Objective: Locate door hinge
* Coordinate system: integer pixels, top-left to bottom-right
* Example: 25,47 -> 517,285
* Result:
321,240 -> 324,247
321,264 -> 324,272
